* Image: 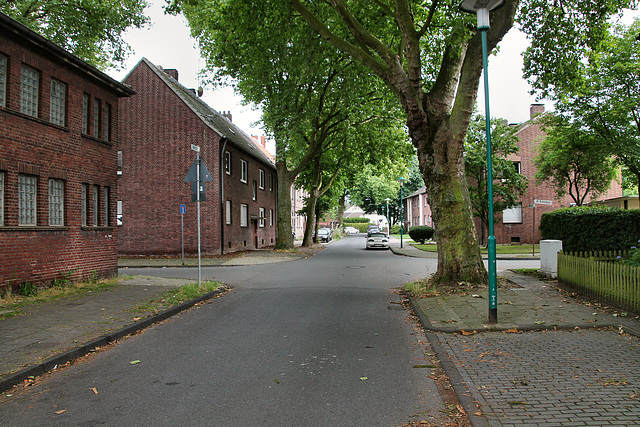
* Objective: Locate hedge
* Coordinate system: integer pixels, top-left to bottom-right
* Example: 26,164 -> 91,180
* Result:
408,226 -> 435,244
343,217 -> 370,224
539,206 -> 640,252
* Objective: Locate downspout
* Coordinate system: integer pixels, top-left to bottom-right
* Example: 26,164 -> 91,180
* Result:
219,136 -> 228,255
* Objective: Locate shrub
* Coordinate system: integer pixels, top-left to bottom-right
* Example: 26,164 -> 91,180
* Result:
540,206 -> 640,252
18,281 -> 37,297
390,225 -> 402,234
343,217 -> 370,224
618,242 -> 640,267
408,225 -> 435,244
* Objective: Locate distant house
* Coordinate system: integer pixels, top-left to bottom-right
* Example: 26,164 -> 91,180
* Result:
118,58 -> 276,255
401,104 -> 624,244
0,12 -> 134,289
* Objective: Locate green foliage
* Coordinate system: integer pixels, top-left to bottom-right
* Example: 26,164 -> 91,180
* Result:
618,244 -> 640,267
18,281 -> 37,297
1,0 -> 150,69
343,217 -> 370,224
390,225 -> 402,235
50,269 -> 76,289
534,115 -> 618,206
408,226 -> 435,244
540,206 -> 640,252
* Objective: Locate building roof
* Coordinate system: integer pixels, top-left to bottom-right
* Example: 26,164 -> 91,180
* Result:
406,186 -> 427,199
133,58 -> 275,170
0,12 -> 135,97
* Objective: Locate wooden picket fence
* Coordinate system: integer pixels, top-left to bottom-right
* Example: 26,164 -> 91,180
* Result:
557,250 -> 640,313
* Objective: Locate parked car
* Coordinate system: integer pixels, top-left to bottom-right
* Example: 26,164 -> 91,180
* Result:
367,224 -> 380,237
317,228 -> 332,243
344,226 -> 359,235
366,232 -> 390,250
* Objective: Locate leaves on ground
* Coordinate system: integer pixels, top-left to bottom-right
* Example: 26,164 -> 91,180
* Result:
130,360 -> 141,365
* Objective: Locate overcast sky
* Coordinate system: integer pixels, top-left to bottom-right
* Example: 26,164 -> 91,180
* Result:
108,2 -> 638,153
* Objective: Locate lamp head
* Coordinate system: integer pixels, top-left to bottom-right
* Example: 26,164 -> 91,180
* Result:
459,0 -> 505,29
397,177 -> 406,186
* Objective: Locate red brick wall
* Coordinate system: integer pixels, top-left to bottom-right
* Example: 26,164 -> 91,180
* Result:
0,32 -> 122,289
118,61 -> 276,255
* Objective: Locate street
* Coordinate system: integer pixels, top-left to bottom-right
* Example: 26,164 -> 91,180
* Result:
1,236 -> 451,426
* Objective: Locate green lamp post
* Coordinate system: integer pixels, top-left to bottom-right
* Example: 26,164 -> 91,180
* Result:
397,177 -> 406,248
385,198 -> 391,234
459,0 -> 505,324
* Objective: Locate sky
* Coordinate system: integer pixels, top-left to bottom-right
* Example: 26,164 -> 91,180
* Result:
108,2 -> 639,152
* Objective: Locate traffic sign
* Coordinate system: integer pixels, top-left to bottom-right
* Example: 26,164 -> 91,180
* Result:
180,204 -> 186,214
534,199 -> 552,205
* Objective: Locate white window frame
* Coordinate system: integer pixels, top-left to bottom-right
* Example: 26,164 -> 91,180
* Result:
225,151 -> 232,175
103,186 -> 110,226
269,209 -> 274,227
269,174 -> 273,192
82,93 -> 90,134
259,207 -> 265,227
93,98 -> 101,138
226,200 -> 232,225
104,102 -> 111,141
252,181 -> 257,201
117,200 -> 123,226
50,79 -> 66,126
240,159 -> 248,183
92,185 -> 99,226
18,174 -> 37,225
503,203 -> 523,224
259,169 -> 265,189
20,65 -> 39,117
48,179 -> 64,226
0,172 -> 4,225
117,151 -> 123,175
0,54 -> 6,108
240,203 -> 248,227
82,184 -> 88,226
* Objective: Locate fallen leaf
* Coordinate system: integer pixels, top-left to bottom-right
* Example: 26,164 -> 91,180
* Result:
130,360 -> 141,365
474,411 -> 483,416
274,379 -> 279,384
55,410 -> 66,415
91,388 -> 98,395
461,330 -> 477,336
534,321 -> 545,325
508,401 -> 528,405
359,377 -> 369,381
505,328 -> 520,334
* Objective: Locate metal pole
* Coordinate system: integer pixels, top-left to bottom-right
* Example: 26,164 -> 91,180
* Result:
181,208 -> 185,265
400,185 -> 404,249
196,151 -> 202,286
482,28 -> 497,324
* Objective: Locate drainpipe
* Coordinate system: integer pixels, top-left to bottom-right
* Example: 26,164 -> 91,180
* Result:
219,136 -> 228,255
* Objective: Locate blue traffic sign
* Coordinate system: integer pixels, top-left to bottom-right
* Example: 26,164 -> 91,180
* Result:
180,204 -> 186,214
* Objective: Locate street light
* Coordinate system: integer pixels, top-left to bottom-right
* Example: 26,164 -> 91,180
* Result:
397,177 -> 406,248
385,198 -> 391,234
459,0 -> 505,324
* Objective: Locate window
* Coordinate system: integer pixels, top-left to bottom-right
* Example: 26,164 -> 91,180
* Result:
0,54 -> 6,107
240,203 -> 248,227
503,203 -> 522,223
513,161 -> 521,174
259,169 -> 265,189
92,185 -> 99,226
269,208 -> 274,227
0,172 -> 4,225
81,184 -> 88,226
48,179 -> 64,226
82,93 -> 90,134
117,151 -> 123,175
117,200 -> 123,225
50,79 -> 66,126
226,200 -> 232,224
18,174 -> 37,225
269,174 -> 273,191
259,207 -> 265,227
224,151 -> 232,175
240,160 -> 248,183
103,186 -> 110,226
252,181 -> 257,201
20,65 -> 39,117
104,103 -> 111,141
93,99 -> 101,138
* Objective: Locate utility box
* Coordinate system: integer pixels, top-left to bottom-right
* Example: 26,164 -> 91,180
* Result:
541,240 -> 563,278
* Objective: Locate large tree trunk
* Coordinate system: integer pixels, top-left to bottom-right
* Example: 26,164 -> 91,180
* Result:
337,191 -> 346,230
302,186 -> 319,246
275,160 -> 296,249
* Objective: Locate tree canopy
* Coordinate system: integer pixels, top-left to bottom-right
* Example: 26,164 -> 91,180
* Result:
1,0 -> 150,68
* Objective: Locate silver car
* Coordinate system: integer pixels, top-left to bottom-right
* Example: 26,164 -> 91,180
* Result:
365,232 -> 389,250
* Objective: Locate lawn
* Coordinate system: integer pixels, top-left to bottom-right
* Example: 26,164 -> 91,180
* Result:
411,242 -> 540,255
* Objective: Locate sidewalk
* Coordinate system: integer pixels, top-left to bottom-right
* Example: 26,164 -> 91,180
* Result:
390,237 -> 640,426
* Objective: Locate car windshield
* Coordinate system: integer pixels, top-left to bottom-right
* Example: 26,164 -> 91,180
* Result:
318,230 -> 329,234
369,233 -> 386,238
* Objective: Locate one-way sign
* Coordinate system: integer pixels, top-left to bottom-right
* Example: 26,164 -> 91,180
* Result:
184,156 -> 213,202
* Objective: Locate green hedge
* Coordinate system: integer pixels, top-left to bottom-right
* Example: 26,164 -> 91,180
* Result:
343,217 -> 370,224
351,223 -> 370,233
540,206 -> 640,252
390,225 -> 402,234
408,226 -> 435,243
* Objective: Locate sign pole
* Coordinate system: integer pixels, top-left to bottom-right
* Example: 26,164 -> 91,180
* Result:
196,150 -> 202,286
532,204 -> 535,257
181,205 -> 185,265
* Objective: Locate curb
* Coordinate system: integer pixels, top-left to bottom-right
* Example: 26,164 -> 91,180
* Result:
0,286 -> 228,394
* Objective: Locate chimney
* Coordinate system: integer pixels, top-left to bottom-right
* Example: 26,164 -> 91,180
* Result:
222,111 -> 233,122
260,136 -> 267,148
163,68 -> 179,81
530,103 -> 545,119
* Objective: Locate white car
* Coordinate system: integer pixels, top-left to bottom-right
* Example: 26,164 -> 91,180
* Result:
366,232 -> 390,250
344,226 -> 359,235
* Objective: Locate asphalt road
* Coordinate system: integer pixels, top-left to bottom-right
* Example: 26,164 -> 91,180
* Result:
0,236 -> 457,426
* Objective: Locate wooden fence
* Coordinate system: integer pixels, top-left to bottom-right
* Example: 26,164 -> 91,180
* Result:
557,251 -> 640,313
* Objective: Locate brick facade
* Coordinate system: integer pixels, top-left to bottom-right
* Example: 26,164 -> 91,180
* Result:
118,59 -> 276,256
0,13 -> 133,289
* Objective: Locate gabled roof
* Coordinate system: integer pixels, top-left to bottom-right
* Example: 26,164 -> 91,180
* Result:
0,12 -> 135,97
406,186 -> 427,199
134,58 -> 275,169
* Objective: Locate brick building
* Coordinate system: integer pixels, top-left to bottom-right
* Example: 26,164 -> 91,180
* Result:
402,104 -> 623,244
0,12 -> 134,289
118,58 -> 276,255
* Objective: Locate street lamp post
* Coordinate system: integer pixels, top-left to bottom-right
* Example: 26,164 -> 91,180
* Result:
385,198 -> 391,234
459,0 -> 505,324
397,177 -> 406,248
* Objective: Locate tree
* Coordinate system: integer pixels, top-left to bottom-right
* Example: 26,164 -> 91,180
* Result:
1,0 -> 149,68
464,115 -> 528,245
290,0 -> 630,285
534,115 -> 618,206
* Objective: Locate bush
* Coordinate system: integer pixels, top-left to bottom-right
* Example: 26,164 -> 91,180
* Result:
618,243 -> 640,267
343,217 -> 370,224
390,225 -> 402,234
540,206 -> 640,252
408,225 -> 435,244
